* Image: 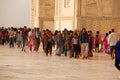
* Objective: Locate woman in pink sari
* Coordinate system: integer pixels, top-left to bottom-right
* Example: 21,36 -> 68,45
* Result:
103,33 -> 108,54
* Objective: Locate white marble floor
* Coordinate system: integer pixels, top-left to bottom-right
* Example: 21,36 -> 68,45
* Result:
0,45 -> 119,80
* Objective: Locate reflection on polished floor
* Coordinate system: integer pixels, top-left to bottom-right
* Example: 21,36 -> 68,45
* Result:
0,45 -> 119,80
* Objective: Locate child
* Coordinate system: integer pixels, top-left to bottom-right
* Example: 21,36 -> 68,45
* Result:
72,33 -> 78,58
95,35 -> 100,53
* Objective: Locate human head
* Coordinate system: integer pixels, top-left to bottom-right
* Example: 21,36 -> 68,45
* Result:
111,29 -> 114,32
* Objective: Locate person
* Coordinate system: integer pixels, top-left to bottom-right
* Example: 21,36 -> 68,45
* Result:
21,26 -> 28,52
108,29 -> 119,59
96,31 -> 102,52
46,32 -> 55,56
1,29 -> 5,45
95,35 -> 100,53
79,28 -> 89,59
103,33 -> 108,53
55,31 -> 63,56
72,33 -> 79,58
29,29 -> 37,52
4,29 -> 9,44
9,28 -> 15,48
36,28 -> 41,51
107,31 -> 112,54
88,30 -> 93,57
68,31 -> 73,58
16,31 -> 21,48
115,40 -> 120,71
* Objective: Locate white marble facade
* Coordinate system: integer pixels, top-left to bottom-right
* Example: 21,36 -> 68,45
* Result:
54,0 -> 77,31
31,0 -> 120,35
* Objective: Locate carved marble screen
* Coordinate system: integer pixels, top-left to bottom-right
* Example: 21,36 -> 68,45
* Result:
81,0 -> 113,17
64,0 -> 72,8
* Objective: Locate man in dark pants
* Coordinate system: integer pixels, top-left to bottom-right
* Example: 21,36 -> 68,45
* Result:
115,40 -> 120,71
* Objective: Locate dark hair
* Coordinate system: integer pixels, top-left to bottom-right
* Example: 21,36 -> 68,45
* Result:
74,33 -> 78,36
96,35 -> 99,37
37,28 -> 39,30
82,28 -> 86,31
96,31 -> 99,34
109,31 -> 111,34
64,28 -> 67,31
111,29 -> 114,32
106,33 -> 108,36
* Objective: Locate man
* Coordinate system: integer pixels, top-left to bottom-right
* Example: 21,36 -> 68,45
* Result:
108,29 -> 119,59
79,28 -> 89,59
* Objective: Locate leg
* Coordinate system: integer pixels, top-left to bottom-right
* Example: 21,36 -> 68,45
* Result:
46,45 -> 49,56
50,46 -> 52,56
72,45 -> 75,57
110,46 -> 115,59
36,38 -> 40,51
9,38 -> 12,48
42,40 -> 44,50
22,39 -> 26,51
12,38 -> 14,48
85,43 -> 89,58
74,45 -> 78,58
2,39 -> 4,45
115,59 -> 120,71
81,43 -> 86,59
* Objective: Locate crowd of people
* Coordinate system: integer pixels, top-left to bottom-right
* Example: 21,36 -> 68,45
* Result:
0,26 -> 120,70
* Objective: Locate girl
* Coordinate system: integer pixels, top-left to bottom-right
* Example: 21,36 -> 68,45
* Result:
95,35 -> 100,53
72,33 -> 78,58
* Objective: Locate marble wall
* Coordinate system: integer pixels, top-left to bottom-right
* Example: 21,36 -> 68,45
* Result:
31,0 -> 120,35
77,0 -> 120,36
39,0 -> 55,31
31,0 -> 55,31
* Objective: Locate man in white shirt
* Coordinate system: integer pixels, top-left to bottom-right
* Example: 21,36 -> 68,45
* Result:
108,29 -> 119,59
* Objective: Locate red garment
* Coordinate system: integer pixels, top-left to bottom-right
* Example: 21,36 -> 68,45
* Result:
22,30 -> 27,39
29,31 -> 37,51
4,32 -> 9,40
103,36 -> 108,53
95,37 -> 100,44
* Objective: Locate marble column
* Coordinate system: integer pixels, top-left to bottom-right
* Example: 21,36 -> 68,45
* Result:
31,0 -> 39,28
